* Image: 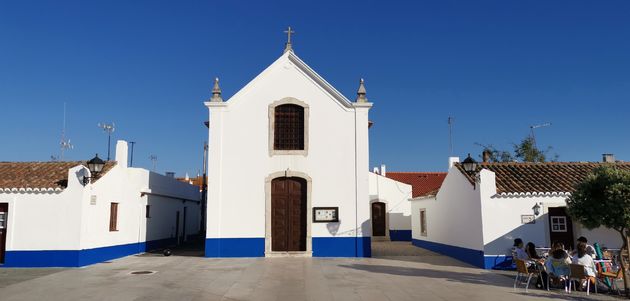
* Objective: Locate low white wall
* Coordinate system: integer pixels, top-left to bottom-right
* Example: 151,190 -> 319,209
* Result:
411,167 -> 484,251
369,172 -> 412,231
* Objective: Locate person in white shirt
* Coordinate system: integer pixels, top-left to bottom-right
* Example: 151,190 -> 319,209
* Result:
572,242 -> 598,290
577,236 -> 596,258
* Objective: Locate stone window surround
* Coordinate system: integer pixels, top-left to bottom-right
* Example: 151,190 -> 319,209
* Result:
264,170 -> 313,257
268,97 -> 309,156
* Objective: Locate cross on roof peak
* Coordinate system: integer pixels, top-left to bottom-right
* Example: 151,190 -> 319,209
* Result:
283,26 -> 295,53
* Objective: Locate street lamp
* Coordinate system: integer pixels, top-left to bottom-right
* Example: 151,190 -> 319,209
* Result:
83,154 -> 106,185
462,153 -> 478,174
532,203 -> 541,216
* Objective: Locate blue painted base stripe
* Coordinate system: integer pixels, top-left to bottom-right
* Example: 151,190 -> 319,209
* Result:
388,230 -> 412,241
412,239 -> 485,268
484,255 -> 514,270
204,237 -> 372,258
205,238 -> 265,257
2,238 -> 175,268
312,237 -> 371,257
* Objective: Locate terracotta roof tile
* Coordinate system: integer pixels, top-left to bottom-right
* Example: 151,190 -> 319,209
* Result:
455,162 -> 630,194
0,161 -> 116,190
385,172 -> 447,198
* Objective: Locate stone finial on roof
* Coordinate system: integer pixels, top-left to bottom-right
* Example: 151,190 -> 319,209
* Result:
210,77 -> 223,102
356,78 -> 368,103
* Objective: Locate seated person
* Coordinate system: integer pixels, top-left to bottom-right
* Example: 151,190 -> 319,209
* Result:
526,242 -> 548,289
577,237 -> 596,258
572,242 -> 598,289
546,248 -> 571,278
526,242 -> 544,263
513,238 -> 529,261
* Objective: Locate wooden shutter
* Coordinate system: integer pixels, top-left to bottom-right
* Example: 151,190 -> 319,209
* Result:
109,203 -> 118,231
274,104 -> 304,150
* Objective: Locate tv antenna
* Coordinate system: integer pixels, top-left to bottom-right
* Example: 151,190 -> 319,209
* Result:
529,122 -> 551,148
149,154 -> 158,171
97,122 -> 115,160
447,116 -> 454,156
59,102 -> 73,160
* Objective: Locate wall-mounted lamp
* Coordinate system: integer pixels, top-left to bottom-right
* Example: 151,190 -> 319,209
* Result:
532,203 -> 541,216
83,154 -> 105,185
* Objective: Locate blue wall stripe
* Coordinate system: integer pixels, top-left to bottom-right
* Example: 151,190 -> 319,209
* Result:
204,237 -> 372,258
204,238 -> 265,257
484,255 -> 514,270
412,239 -> 485,268
388,230 -> 412,241
2,238 -> 175,268
312,237 -> 371,257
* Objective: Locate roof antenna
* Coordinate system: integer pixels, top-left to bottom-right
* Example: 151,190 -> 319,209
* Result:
97,122 -> 115,161
448,116 -> 454,156
149,154 -> 158,171
529,122 -> 551,149
59,102 -> 73,161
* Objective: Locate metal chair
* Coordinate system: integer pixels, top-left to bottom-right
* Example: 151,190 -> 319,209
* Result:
568,263 -> 597,295
514,259 -> 541,292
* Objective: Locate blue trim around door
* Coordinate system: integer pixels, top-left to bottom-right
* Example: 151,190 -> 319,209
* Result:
1,238 -> 175,268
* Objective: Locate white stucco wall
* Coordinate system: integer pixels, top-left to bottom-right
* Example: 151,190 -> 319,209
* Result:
1,140 -> 201,253
206,51 -> 371,247
368,172 -> 412,231
410,167 -> 484,251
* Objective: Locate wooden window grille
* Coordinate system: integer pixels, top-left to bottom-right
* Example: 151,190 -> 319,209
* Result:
274,104 -> 304,150
109,203 -> 118,231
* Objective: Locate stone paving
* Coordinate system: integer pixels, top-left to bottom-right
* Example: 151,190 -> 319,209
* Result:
0,242 -> 622,300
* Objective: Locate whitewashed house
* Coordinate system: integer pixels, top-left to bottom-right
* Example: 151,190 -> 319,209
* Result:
0,141 -> 201,267
410,158 -> 630,269
204,40 -> 373,257
368,170 -> 413,241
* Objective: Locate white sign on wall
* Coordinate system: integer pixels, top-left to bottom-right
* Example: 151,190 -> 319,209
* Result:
90,195 -> 97,205
521,215 -> 535,224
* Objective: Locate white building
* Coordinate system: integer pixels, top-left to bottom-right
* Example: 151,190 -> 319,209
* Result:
204,41 -> 373,257
0,141 -> 201,267
410,160 -> 630,269
368,171 -> 412,241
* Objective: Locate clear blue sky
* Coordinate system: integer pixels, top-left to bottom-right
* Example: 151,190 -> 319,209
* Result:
1,1 -> 629,175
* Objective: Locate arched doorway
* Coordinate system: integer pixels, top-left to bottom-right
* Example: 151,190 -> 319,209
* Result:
372,202 -> 386,237
271,177 -> 307,251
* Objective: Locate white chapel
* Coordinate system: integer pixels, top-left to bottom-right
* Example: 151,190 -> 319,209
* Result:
204,31 -> 374,257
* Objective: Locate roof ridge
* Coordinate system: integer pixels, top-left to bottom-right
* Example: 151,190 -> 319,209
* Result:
386,171 -> 448,174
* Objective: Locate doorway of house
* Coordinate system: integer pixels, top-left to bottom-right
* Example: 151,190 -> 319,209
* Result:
0,203 -> 7,263
175,211 -> 181,246
548,207 -> 575,250
271,177 -> 307,252
372,202 -> 386,237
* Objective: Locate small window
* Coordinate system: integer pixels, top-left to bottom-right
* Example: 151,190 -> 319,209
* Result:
0,212 -> 6,229
109,203 -> 118,231
550,216 -> 567,232
419,209 -> 427,236
274,104 -> 304,150
146,205 -> 151,218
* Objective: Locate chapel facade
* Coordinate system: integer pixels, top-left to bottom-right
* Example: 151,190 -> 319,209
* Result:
204,36 -> 373,257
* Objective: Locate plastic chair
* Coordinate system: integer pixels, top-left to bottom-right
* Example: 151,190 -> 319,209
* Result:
598,267 -> 622,295
568,263 -> 597,295
514,259 -> 541,292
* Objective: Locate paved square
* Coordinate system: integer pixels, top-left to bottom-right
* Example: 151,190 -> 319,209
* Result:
0,244 -> 621,300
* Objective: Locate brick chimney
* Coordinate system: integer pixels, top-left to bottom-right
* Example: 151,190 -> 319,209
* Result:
603,154 -> 615,163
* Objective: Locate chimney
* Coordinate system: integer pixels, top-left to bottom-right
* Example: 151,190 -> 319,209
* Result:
448,156 -> 460,169
165,172 -> 175,178
603,154 -> 615,163
482,150 -> 492,163
373,167 -> 380,174
380,164 -> 386,177
115,140 -> 128,168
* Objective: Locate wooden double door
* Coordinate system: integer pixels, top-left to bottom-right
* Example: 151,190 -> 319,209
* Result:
271,177 -> 307,252
548,207 -> 575,250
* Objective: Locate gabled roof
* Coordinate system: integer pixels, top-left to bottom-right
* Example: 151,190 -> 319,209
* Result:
386,172 -> 447,198
455,162 -> 630,194
207,51 -> 365,110
0,161 -> 115,192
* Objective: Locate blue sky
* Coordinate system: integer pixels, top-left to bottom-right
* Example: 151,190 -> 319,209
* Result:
1,1 -> 629,175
